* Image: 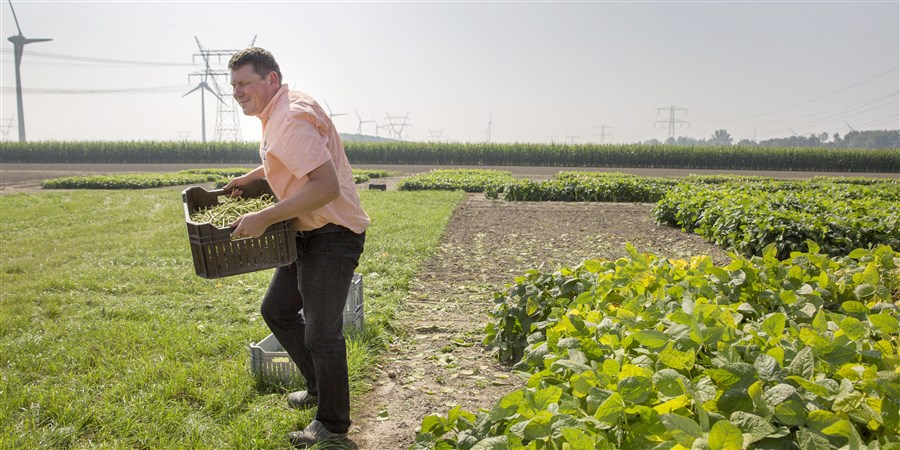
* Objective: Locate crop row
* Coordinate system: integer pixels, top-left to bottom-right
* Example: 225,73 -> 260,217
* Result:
41,168 -> 389,190
414,244 -> 900,450
654,181 -> 900,259
398,169 -> 516,192
3,141 -> 898,172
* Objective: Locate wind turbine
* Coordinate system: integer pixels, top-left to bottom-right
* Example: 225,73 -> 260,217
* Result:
485,113 -> 496,143
354,109 -> 373,135
6,0 -> 51,142
183,37 -> 226,143
323,100 -> 346,119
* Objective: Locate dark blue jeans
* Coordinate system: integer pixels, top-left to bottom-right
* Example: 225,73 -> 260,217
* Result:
260,225 -> 365,434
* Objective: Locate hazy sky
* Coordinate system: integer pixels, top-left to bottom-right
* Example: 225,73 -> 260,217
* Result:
1,1 -> 898,144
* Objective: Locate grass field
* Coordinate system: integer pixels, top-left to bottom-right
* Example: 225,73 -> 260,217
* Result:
0,188 -> 465,449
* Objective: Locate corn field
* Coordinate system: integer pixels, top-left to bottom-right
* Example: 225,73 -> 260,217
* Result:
1,141 -> 898,172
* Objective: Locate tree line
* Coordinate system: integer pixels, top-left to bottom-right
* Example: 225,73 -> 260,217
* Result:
643,129 -> 898,149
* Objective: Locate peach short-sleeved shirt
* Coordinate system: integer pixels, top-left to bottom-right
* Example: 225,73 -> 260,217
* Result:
258,85 -> 369,234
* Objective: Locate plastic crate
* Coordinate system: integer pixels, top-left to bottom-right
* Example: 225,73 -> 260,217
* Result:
249,274 -> 364,381
182,179 -> 297,279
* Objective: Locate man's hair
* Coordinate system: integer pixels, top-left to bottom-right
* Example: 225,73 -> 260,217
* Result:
228,47 -> 282,84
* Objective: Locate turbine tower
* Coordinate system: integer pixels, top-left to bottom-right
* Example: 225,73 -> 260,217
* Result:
354,109 -> 373,135
6,0 -> 51,142
485,113 -> 495,143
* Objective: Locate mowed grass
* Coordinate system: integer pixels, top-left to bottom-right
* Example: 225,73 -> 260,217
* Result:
0,188 -> 465,449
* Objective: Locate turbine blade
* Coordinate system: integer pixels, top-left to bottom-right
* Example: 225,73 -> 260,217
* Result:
7,0 -> 23,35
182,85 -> 202,97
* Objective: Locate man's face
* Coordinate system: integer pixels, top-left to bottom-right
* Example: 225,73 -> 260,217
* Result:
230,64 -> 279,117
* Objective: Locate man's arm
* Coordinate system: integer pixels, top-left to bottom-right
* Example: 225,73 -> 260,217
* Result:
229,159 -> 340,238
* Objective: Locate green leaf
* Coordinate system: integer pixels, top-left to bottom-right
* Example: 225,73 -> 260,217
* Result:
754,354 -> 780,382
729,411 -> 775,445
420,415 -> 448,435
659,343 -> 695,370
763,384 -> 796,407
594,392 -> 625,425
522,410 -> 553,440
560,428 -> 595,450
805,240 -> 820,254
470,436 -> 510,450
854,284 -> 875,300
707,420 -> 743,450
841,301 -> 869,314
774,399 -> 808,426
618,376 -> 653,404
634,330 -> 670,349
838,316 -> 868,341
489,390 -> 523,421
869,313 -> 900,335
785,375 -> 835,398
660,413 -> 703,446
787,347 -> 815,379
534,385 -> 563,410
761,313 -> 786,340
653,369 -> 687,398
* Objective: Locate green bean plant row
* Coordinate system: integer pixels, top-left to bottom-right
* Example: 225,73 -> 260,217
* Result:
414,244 -> 900,450
3,141 -> 898,172
654,180 -> 900,259
398,169 -> 516,193
42,168 -> 390,190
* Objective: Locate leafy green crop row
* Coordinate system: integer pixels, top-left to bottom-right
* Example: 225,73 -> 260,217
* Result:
398,169 -> 516,193
654,181 -> 900,259
3,141 -> 898,172
42,168 -> 388,190
414,244 -> 900,450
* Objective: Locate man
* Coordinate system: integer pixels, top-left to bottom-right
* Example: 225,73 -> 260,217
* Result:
225,47 -> 369,448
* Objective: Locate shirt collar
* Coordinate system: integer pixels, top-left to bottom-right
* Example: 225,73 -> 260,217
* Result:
259,84 -> 290,126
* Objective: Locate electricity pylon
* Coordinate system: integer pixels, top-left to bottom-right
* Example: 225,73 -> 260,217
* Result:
654,105 -> 690,140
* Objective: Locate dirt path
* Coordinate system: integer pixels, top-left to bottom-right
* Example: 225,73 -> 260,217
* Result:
350,194 -> 728,449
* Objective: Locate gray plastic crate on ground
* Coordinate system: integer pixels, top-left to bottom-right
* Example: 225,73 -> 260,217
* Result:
249,274 -> 364,381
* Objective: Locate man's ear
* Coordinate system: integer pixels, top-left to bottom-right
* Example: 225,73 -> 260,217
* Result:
268,71 -> 280,86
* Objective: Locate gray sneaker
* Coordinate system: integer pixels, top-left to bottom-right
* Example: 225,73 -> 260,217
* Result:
287,420 -> 349,448
287,390 -> 318,410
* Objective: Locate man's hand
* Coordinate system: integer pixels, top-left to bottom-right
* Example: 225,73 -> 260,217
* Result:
230,211 -> 271,239
223,175 -> 252,198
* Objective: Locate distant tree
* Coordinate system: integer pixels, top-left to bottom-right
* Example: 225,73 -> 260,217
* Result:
665,137 -> 676,145
842,130 -> 900,149
736,139 -> 757,147
710,129 -> 733,146
643,138 -> 662,145
832,133 -> 843,147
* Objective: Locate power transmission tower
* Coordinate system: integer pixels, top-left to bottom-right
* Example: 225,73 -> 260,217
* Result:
565,135 -> 579,144
384,112 -> 410,140
654,105 -> 690,141
1,115 -> 15,141
6,0 -> 51,142
593,125 -> 614,144
427,129 -> 443,142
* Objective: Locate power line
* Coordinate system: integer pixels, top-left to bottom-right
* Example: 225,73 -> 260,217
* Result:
723,65 -> 899,122
0,48 -> 193,66
0,84 -> 190,94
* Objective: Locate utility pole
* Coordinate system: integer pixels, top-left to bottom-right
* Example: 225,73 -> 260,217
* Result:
593,125 -> 614,144
654,105 -> 689,141
6,0 -> 52,142
485,113 -> 495,143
